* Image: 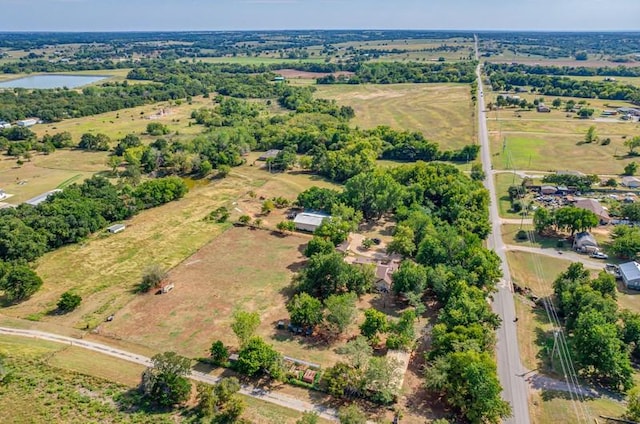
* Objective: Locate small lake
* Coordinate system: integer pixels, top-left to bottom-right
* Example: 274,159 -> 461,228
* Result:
0,74 -> 109,89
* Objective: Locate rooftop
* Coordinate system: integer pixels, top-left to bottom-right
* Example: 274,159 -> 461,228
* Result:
620,262 -> 640,282
25,189 -> 62,206
293,212 -> 330,227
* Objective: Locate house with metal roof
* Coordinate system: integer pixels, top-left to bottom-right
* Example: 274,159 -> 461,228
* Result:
620,262 -> 640,290
293,212 -> 330,232
573,198 -> 610,224
25,189 -> 62,206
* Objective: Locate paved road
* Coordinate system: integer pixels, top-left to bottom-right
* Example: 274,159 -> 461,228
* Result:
474,35 -> 531,424
0,327 -> 339,422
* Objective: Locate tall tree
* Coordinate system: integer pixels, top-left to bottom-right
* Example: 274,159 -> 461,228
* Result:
140,351 -> 192,408
286,293 -> 324,328
231,310 -> 261,345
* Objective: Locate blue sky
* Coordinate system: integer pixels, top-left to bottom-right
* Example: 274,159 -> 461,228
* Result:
0,0 -> 638,31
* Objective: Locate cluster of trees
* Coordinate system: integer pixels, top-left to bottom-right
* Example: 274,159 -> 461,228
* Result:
486,63 -> 640,78
553,263 -> 633,391
533,206 -> 599,236
486,66 -> 640,103
286,292 -> 358,339
541,173 -> 599,191
317,61 -> 477,84
0,176 -> 186,303
610,225 -> 640,259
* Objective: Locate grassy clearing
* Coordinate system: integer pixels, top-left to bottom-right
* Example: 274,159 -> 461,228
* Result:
34,95 -> 210,142
316,83 -> 475,149
495,172 -> 524,218
502,224 -> 562,250
529,389 -> 625,424
485,94 -> 640,174
506,250 -> 584,298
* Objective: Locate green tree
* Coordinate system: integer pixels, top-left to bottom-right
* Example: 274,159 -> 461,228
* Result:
196,382 -> 217,418
363,356 -> 400,404
584,125 -> 598,144
276,220 -> 296,234
610,226 -> 640,259
235,337 -> 283,379
338,404 -> 367,424
209,340 -> 229,366
624,136 -> 640,155
57,291 -> 82,313
138,264 -> 166,293
624,162 -> 638,176
1,264 -> 43,303
261,199 -> 275,215
360,308 -> 389,344
296,411 -> 320,424
425,350 -> 511,424
238,215 -> 251,225
107,155 -> 121,175
322,362 -> 361,398
554,206 -> 598,235
286,293 -> 324,328
140,351 -> 192,408
626,386 -> 640,421
573,309 -> 633,391
324,292 -> 357,336
304,236 -> 335,258
342,170 -> 405,220
533,207 -> 554,234
338,335 -> 373,370
231,310 -> 260,345
552,98 -> 562,108
147,122 -> 170,136
386,225 -> 416,258
218,164 -> 231,178
470,163 -> 485,181
391,260 -> 427,296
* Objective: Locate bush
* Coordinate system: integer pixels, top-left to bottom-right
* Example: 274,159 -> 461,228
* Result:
139,264 -> 166,293
209,340 -> 229,366
57,291 -> 82,312
516,230 -> 528,241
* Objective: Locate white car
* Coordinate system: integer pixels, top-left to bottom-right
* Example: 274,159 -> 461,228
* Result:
591,252 -> 608,259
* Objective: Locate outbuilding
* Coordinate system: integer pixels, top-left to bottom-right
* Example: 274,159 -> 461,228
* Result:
17,118 -> 38,127
107,223 -> 126,234
622,176 -> 640,189
573,198 -> 610,224
540,185 -> 557,195
293,212 -> 330,232
620,262 -> 640,290
25,189 -> 62,206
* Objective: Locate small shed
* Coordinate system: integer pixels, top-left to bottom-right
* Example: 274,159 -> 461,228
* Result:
257,149 -> 281,161
573,231 -> 598,252
620,262 -> 640,290
537,103 -> 551,113
107,223 -> 126,234
293,212 -> 330,233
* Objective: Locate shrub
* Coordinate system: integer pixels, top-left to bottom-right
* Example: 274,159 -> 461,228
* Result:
139,264 -> 166,293
57,292 -> 82,313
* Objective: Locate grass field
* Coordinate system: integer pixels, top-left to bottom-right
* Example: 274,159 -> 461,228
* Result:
485,92 -> 640,174
316,83 -> 475,149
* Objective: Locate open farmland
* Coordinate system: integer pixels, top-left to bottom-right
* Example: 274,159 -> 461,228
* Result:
316,83 -> 475,149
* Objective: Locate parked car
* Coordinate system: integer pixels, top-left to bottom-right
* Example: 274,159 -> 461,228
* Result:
591,252 -> 608,259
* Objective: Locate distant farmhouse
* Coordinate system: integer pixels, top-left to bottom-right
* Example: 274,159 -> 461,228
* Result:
536,103 -> 551,113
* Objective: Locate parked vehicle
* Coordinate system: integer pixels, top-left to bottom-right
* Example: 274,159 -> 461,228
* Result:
591,252 -> 608,259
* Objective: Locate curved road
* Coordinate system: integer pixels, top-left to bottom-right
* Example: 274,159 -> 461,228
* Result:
475,35 -> 531,424
0,327 -> 339,422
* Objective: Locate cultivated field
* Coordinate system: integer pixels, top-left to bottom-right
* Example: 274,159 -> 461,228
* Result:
317,83 -> 476,149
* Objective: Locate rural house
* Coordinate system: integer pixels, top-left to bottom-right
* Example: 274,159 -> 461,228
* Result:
622,176 -> 640,189
573,198 -> 610,224
293,212 -> 331,232
540,185 -> 557,195
620,262 -> 640,290
573,231 -> 598,253
375,261 -> 400,293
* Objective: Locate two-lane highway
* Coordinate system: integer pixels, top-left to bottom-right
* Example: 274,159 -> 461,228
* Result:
474,34 -> 531,424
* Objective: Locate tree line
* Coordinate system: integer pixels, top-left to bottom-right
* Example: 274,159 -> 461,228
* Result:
317,61 -> 477,84
0,176 -> 187,303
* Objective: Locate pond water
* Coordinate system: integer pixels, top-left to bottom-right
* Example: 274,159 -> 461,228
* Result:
0,74 -> 109,89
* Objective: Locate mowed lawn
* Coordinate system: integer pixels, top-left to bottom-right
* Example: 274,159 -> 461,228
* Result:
316,83 -> 475,150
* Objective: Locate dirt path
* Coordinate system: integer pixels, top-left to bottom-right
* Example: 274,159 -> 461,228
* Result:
0,326 -> 340,422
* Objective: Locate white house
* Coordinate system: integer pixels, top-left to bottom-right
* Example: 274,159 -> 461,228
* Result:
293,212 -> 330,232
